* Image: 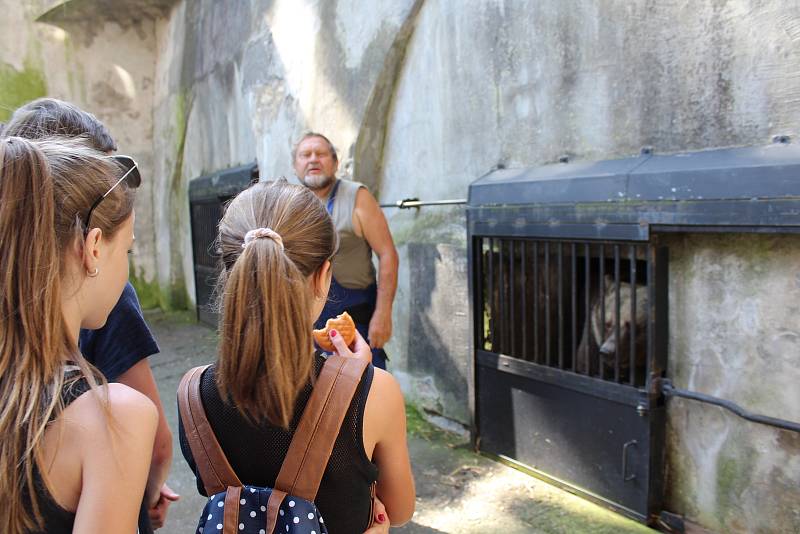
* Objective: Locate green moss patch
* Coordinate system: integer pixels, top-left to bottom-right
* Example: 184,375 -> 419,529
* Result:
390,207 -> 466,247
130,269 -> 192,311
130,271 -> 167,310
715,449 -> 755,526
406,402 -> 463,444
0,62 -> 47,122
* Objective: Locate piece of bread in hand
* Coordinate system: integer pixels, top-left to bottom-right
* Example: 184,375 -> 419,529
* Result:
313,311 -> 356,352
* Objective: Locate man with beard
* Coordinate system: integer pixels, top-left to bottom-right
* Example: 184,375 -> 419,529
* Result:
293,132 -> 398,369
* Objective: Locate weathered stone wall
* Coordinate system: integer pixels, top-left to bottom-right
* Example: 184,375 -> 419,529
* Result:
377,2 -> 800,532
0,0 -> 166,305
148,0 -> 422,309
379,0 -> 800,426
0,3 -> 48,122
665,233 -> 800,533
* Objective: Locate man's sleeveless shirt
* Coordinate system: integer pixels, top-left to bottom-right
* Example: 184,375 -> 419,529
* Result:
328,179 -> 376,289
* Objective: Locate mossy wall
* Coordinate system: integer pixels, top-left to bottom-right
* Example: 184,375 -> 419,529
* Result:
0,61 -> 46,122
666,234 -> 800,533
378,4 -> 800,529
2,2 -> 169,306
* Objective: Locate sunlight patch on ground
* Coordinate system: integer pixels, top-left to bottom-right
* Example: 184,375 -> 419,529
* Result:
404,405 -> 653,534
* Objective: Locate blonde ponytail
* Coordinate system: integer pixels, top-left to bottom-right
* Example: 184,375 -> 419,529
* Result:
216,180 -> 337,427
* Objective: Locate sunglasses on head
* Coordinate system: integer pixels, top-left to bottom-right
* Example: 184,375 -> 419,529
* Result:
82,154 -> 141,234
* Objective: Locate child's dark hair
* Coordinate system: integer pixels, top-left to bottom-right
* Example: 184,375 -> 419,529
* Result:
2,98 -> 117,152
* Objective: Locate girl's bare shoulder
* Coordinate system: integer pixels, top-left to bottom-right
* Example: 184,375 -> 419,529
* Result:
60,382 -> 157,435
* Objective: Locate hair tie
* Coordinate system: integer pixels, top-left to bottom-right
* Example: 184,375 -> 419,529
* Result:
242,227 -> 284,250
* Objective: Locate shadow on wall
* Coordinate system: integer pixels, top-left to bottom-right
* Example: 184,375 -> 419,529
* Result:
406,242 -> 470,423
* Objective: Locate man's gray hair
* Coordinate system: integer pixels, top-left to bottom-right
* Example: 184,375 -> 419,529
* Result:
291,131 -> 338,163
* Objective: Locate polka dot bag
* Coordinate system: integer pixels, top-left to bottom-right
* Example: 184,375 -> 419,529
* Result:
178,356 -> 373,534
197,487 -> 327,534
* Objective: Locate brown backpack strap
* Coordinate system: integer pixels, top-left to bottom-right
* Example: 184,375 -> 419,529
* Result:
222,485 -> 242,534
177,365 -> 242,495
264,355 -> 368,528
264,488 -> 287,534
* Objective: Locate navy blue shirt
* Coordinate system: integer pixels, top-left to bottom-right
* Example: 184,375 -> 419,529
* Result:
79,282 -> 159,381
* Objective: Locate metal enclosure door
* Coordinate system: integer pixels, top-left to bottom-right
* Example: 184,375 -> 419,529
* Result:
190,198 -> 224,326
189,163 -> 257,326
471,237 -> 667,522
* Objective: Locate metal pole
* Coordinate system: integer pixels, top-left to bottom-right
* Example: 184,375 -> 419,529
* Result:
662,380 -> 800,434
379,198 -> 468,209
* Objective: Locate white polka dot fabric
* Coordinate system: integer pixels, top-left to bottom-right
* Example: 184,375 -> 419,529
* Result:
195,487 -> 328,534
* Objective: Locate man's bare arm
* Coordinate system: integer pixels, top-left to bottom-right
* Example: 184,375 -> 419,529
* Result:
354,187 -> 399,349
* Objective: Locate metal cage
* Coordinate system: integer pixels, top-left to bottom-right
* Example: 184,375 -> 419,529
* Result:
479,238 -> 659,388
467,141 -> 800,523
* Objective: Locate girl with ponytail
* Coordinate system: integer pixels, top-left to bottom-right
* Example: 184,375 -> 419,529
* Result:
0,136 -> 157,533
179,179 -> 415,533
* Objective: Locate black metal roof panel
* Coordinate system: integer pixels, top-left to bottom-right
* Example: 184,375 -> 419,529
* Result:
469,156 -> 648,206
470,143 -> 800,207
189,162 -> 258,202
629,143 -> 800,201
468,143 -> 800,237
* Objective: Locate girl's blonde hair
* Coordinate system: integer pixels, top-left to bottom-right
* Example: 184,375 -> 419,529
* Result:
0,136 -> 135,534
216,179 -> 337,428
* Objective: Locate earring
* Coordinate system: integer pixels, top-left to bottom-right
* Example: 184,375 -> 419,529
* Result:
87,267 -> 99,278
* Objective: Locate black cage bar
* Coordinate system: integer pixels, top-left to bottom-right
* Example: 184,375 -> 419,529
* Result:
471,235 -> 668,522
479,237 -> 652,388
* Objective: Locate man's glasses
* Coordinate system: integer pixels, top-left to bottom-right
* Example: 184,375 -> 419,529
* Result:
82,155 -> 141,233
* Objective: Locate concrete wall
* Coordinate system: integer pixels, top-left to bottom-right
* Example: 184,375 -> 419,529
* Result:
666,233 -> 800,533
4,1 -> 800,531
378,2 -> 800,531
379,0 -> 800,423
147,0 -> 423,308
0,0 -> 168,305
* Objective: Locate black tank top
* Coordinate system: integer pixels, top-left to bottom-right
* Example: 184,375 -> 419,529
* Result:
179,353 -> 379,534
26,372 -> 90,534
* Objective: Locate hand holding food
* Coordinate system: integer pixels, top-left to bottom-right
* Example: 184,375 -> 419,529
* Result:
312,311 -> 356,351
